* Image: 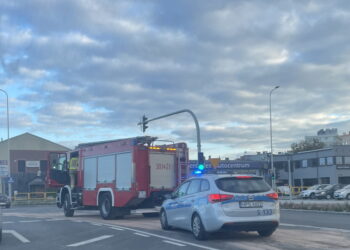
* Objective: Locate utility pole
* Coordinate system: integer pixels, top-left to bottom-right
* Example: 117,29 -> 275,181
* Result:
138,109 -> 202,162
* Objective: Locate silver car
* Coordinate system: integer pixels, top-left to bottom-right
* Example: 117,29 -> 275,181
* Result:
160,174 -> 280,240
334,184 -> 350,200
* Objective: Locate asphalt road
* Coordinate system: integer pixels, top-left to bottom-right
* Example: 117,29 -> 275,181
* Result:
1,205 -> 350,250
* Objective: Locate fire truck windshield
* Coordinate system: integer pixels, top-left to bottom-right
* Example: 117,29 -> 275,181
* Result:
50,153 -> 68,171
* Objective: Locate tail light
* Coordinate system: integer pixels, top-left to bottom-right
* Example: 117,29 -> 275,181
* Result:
266,192 -> 279,200
208,194 -> 234,203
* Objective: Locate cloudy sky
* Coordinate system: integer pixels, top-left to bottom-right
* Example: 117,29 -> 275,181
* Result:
1,0 -> 350,159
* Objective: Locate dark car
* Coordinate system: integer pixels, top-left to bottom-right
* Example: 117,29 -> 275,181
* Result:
0,194 -> 11,208
315,184 -> 343,199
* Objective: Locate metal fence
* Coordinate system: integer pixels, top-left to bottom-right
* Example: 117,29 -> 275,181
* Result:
14,192 -> 56,201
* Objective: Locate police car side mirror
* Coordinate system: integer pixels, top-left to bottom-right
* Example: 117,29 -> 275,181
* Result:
171,193 -> 178,199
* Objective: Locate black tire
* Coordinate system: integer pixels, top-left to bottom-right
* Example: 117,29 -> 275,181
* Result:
258,227 -> 276,237
63,193 -> 74,217
99,193 -> 115,220
191,214 -> 208,240
160,209 -> 171,230
5,204 -> 10,208
326,194 -> 331,200
310,193 -> 316,199
347,194 -> 350,200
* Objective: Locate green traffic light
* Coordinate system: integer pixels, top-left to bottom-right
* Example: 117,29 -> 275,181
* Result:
198,164 -> 205,171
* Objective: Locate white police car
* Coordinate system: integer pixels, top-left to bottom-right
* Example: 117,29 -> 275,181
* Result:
160,174 -> 280,240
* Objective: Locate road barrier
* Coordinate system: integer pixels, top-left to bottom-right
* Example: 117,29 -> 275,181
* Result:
14,192 -> 56,201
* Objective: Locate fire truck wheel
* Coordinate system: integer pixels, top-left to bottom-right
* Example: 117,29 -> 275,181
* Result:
99,193 -> 115,220
63,194 -> 75,217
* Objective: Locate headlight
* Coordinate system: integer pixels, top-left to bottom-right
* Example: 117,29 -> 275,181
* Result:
321,192 -> 325,195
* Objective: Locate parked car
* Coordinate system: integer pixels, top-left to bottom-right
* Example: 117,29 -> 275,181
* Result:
315,184 -> 344,199
333,184 -> 350,200
0,194 -> 11,208
299,184 -> 329,199
160,175 -> 280,240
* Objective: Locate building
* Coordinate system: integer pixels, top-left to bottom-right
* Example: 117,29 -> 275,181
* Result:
305,128 -> 341,147
274,146 -> 350,186
0,133 -> 70,194
189,158 -> 269,182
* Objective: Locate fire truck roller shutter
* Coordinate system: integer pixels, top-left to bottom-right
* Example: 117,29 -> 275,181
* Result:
116,152 -> 133,190
97,155 -> 115,183
84,157 -> 97,189
149,152 -> 176,189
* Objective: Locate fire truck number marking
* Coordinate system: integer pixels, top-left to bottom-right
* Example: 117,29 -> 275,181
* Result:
156,163 -> 172,170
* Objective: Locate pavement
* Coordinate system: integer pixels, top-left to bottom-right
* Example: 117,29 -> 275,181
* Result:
1,205 -> 350,250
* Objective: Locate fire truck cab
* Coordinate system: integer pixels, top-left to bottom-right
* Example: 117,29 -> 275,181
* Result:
46,136 -> 188,219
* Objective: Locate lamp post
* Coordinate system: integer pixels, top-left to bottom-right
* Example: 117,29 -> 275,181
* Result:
0,89 -> 10,199
269,86 -> 279,190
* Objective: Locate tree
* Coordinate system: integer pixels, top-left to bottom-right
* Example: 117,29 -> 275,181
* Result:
291,138 -> 325,153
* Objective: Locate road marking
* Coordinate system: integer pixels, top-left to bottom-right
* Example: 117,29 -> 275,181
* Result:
67,235 -> 113,247
19,220 -> 42,223
46,218 -> 66,222
4,230 -> 30,243
3,221 -> 14,224
110,226 -> 124,231
99,222 -> 219,250
280,223 -> 350,233
134,232 -> 150,237
163,240 -> 186,247
90,222 -> 104,226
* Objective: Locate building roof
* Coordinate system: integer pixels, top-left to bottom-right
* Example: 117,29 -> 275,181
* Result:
0,132 -> 71,151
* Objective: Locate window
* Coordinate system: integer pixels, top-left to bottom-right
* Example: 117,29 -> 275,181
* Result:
320,158 -> 326,166
175,181 -> 190,197
302,160 -> 308,168
344,157 -> 350,164
215,177 -> 270,193
18,160 -> 25,173
326,157 -> 334,165
336,157 -> 343,165
200,179 -> 210,192
187,179 -> 201,195
320,177 -> 330,184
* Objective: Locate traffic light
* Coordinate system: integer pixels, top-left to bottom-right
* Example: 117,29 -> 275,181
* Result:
142,115 -> 148,132
194,152 -> 205,174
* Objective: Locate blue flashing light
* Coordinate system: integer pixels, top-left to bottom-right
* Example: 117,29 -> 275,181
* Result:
194,170 -> 202,175
198,164 -> 205,171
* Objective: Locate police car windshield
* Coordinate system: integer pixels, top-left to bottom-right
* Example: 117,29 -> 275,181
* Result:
215,177 -> 271,194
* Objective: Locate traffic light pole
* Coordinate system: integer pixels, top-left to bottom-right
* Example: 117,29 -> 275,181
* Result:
138,109 -> 202,159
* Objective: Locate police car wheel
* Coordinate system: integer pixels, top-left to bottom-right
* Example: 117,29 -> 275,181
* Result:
192,214 -> 208,240
160,209 -> 171,230
258,227 -> 276,237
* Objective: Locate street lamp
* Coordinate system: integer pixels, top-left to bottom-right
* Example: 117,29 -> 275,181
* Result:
269,86 -> 279,190
0,89 -> 10,199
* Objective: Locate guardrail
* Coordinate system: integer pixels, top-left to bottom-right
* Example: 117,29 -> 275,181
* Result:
14,192 -> 56,201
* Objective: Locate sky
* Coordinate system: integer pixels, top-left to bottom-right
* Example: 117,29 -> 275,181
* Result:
1,0 -> 350,159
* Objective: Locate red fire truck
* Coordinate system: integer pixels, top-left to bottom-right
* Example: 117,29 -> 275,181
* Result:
46,136 -> 189,219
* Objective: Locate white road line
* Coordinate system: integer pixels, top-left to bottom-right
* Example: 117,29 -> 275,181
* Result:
67,235 -> 113,247
280,223 -> 350,233
163,240 -> 186,247
3,221 -> 14,224
90,222 -> 104,226
4,230 -> 30,243
134,232 -> 150,237
46,218 -> 66,222
100,222 -> 219,250
110,227 -> 124,231
19,220 -> 42,223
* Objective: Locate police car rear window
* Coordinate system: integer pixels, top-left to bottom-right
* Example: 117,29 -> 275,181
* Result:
215,177 -> 271,193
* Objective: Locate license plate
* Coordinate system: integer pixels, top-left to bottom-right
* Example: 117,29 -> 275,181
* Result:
239,201 -> 263,208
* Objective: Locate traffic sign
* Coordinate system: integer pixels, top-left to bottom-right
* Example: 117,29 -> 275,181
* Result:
8,177 -> 14,183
